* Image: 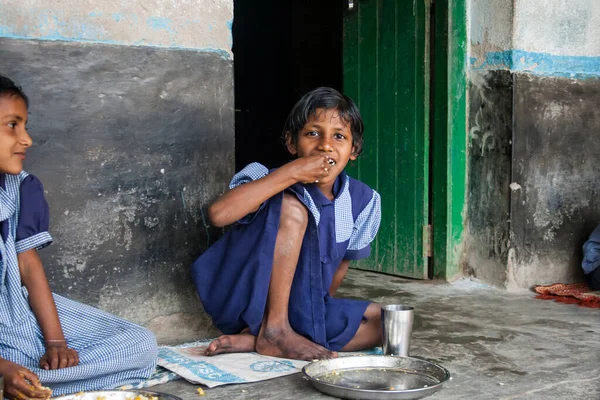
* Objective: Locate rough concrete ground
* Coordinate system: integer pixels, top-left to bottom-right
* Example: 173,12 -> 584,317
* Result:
152,269 -> 600,399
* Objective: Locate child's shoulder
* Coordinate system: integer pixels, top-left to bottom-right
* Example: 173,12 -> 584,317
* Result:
230,162 -> 269,188
18,171 -> 45,192
239,162 -> 268,174
345,174 -> 380,212
1,171 -> 43,189
19,170 -> 41,183
346,174 -> 378,199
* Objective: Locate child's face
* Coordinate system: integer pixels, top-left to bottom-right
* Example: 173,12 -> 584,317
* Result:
287,107 -> 357,183
0,96 -> 32,175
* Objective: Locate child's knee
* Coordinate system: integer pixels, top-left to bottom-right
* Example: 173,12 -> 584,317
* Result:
364,303 -> 382,326
128,326 -> 159,361
366,302 -> 382,317
280,193 -> 308,229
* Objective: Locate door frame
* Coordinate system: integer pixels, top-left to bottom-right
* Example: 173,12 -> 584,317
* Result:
431,0 -> 468,280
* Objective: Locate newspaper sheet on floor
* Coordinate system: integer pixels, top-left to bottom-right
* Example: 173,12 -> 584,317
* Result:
156,339 -> 308,388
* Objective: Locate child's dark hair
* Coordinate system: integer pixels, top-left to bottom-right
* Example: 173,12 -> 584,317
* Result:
0,75 -> 29,107
283,87 -> 364,156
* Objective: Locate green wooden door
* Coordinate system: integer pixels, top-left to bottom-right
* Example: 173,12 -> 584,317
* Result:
344,0 -> 430,278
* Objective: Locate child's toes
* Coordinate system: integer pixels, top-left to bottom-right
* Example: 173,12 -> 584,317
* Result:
204,340 -> 219,355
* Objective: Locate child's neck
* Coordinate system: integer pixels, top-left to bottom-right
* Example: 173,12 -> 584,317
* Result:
317,183 -> 335,201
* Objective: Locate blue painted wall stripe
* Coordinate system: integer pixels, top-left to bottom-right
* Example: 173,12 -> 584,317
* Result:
0,9 -> 233,59
0,32 -> 231,59
471,50 -> 600,79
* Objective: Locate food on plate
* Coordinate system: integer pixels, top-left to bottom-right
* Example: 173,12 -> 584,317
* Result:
124,395 -> 158,400
37,385 -> 52,400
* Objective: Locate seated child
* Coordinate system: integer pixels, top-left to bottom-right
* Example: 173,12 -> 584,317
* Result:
191,87 -> 382,360
582,224 -> 600,290
0,75 -> 158,399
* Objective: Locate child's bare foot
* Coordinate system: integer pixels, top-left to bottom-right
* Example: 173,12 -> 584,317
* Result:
205,332 -> 256,356
256,325 -> 337,361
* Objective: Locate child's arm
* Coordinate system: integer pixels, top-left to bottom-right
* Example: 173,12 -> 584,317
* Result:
329,260 -> 350,297
209,155 -> 331,227
18,249 -> 79,370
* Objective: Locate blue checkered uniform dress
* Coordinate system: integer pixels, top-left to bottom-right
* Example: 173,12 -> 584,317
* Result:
191,163 -> 381,351
0,172 -> 158,396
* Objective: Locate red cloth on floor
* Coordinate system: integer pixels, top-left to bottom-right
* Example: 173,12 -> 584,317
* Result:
533,282 -> 600,308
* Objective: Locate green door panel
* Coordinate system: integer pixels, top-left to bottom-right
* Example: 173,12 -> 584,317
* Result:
343,0 -> 430,278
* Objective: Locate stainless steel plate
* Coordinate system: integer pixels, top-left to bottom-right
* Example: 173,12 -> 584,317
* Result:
303,355 -> 450,400
52,390 -> 183,400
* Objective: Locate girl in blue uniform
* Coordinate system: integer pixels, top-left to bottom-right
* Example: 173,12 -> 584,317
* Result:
582,225 -> 600,290
191,87 -> 382,360
0,75 -> 158,399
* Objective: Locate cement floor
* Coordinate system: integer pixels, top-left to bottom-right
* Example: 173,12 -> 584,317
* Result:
152,269 -> 600,400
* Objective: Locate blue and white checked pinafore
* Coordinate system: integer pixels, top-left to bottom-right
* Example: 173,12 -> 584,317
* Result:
0,172 -> 158,396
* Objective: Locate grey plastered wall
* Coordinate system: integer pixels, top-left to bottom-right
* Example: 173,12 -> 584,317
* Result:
0,1 -> 233,343
508,74 -> 600,288
464,0 -> 514,287
464,71 -> 512,287
0,38 -> 230,342
466,0 -> 600,288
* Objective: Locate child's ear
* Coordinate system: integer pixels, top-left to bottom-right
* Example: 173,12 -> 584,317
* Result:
350,145 -> 358,160
285,132 -> 297,155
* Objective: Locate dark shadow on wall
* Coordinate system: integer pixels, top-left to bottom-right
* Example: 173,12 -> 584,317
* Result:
510,73 -> 600,287
465,71 -> 600,288
0,38 -> 232,324
465,71 -> 513,286
233,0 -> 344,170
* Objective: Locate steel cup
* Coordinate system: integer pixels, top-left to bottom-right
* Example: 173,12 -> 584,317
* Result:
381,304 -> 414,356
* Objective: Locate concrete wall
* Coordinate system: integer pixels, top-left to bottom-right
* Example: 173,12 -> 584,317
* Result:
469,0 -> 513,65
509,74 -> 600,289
0,1 -> 233,342
0,0 -> 233,55
465,70 -> 513,286
514,0 -> 600,58
471,0 -> 600,77
466,0 -> 600,289
466,0 -> 514,286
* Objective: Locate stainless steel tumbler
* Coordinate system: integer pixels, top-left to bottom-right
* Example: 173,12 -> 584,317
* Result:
381,304 -> 414,356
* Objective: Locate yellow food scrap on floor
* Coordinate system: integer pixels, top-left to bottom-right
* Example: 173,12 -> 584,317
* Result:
197,387 -> 206,396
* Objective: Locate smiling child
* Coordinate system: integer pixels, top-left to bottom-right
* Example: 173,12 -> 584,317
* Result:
0,75 -> 158,399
